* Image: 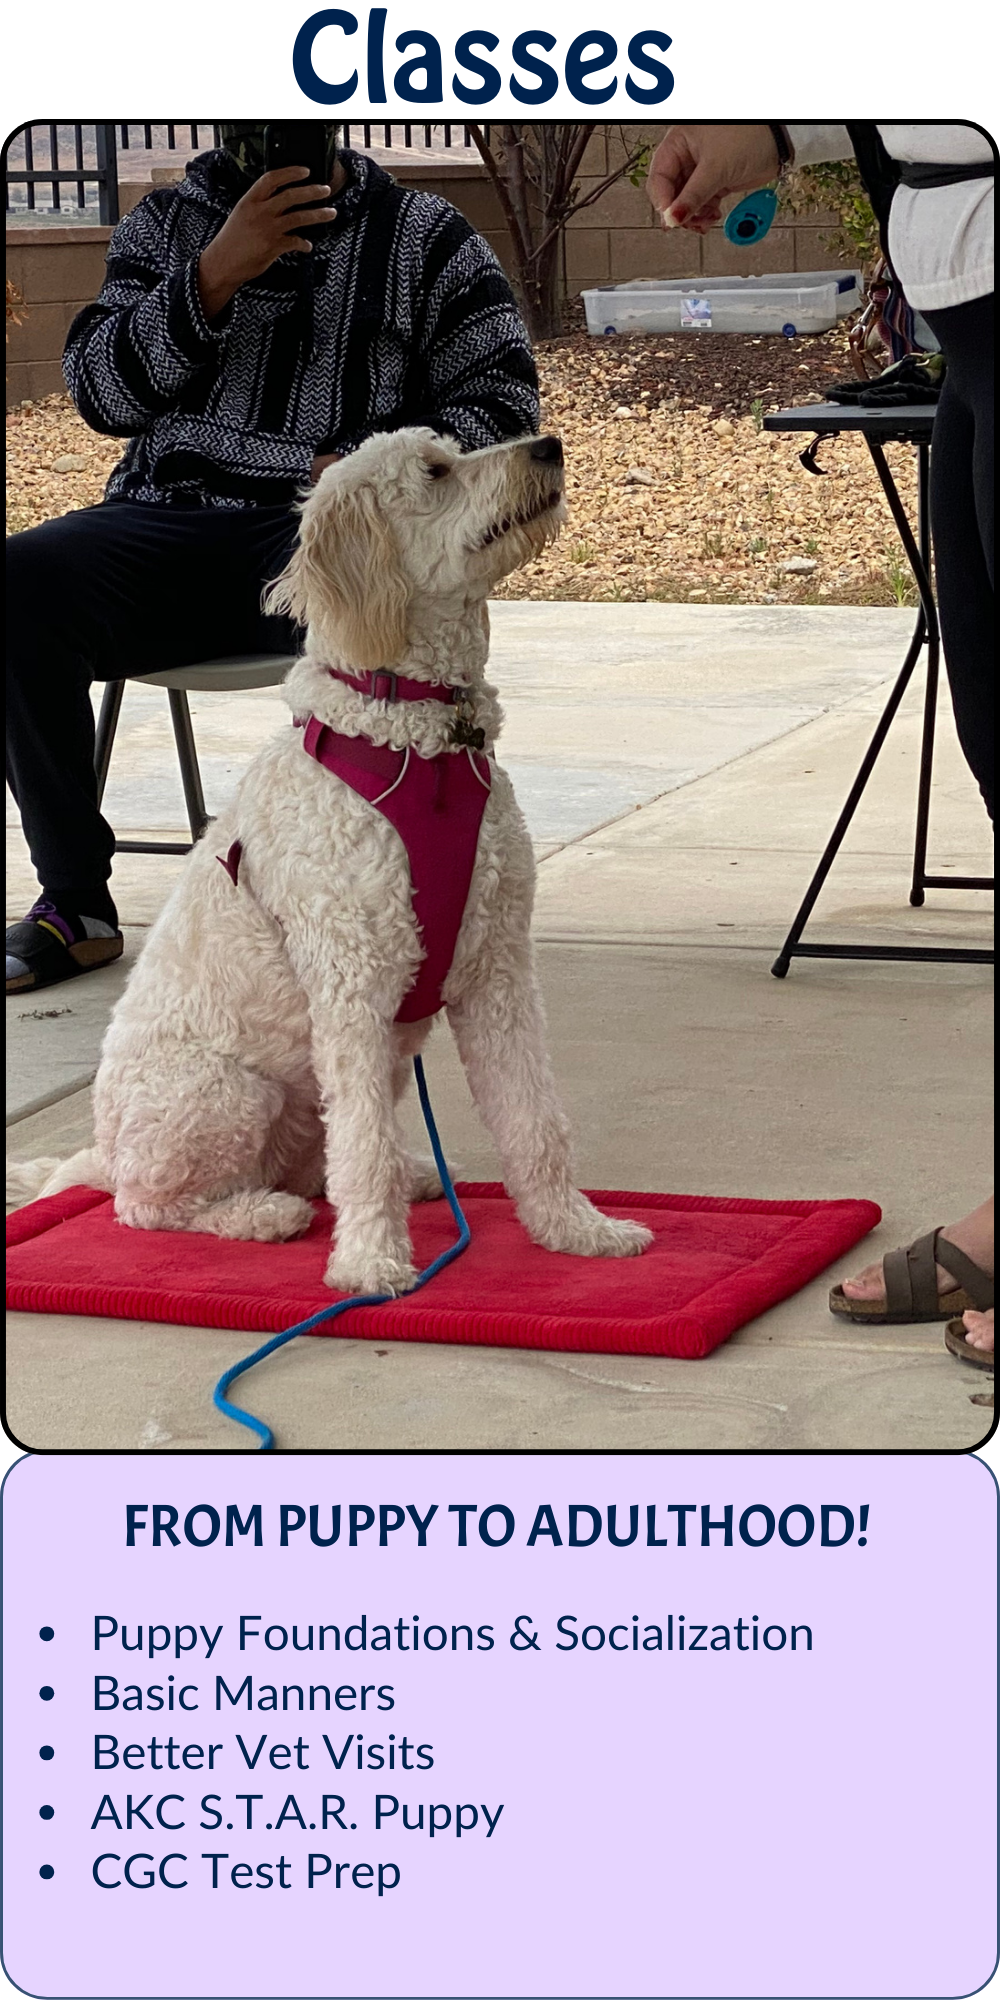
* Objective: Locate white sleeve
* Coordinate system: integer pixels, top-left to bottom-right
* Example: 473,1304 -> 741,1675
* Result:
784,124 -> 853,167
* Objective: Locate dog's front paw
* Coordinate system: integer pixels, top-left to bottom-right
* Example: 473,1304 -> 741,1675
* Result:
325,1249 -> 419,1297
533,1200 -> 654,1260
588,1215 -> 655,1258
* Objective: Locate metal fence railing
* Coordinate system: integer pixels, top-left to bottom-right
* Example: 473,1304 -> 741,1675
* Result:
4,123 -> 122,223
117,122 -> 221,157
5,122 -> 484,226
342,124 -> 482,151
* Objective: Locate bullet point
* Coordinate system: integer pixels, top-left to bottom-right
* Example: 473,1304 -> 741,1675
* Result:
39,1805 -> 54,1820
39,1865 -> 54,1880
39,1627 -> 54,1641
39,1746 -> 54,1761
39,1686 -> 54,1701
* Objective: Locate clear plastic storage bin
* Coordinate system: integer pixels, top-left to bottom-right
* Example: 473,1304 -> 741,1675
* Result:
581,271 -> 861,338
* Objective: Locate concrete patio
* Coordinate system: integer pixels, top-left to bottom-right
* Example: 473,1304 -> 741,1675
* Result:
6,603 -> 994,1452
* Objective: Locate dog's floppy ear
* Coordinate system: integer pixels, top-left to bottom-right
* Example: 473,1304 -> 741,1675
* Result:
265,477 -> 409,670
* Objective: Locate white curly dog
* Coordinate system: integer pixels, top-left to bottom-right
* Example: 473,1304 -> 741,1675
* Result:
14,428 -> 652,1294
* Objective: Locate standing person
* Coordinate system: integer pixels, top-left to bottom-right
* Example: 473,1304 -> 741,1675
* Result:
6,122 -> 539,997
647,123 -> 994,1361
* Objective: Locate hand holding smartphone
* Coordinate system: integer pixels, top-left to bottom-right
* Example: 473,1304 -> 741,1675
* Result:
264,122 -> 335,243
196,128 -> 338,320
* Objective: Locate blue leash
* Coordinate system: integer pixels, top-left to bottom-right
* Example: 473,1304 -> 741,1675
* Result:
211,1054 -> 470,1450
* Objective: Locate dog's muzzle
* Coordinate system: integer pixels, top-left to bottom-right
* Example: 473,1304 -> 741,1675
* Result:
475,487 -> 563,551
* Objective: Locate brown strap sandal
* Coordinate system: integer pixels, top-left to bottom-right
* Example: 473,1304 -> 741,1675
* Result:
829,1227 -> 994,1326
944,1316 -> 995,1371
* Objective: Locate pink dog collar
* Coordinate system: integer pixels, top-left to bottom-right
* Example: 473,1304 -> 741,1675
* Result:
328,665 -> 467,706
326,666 -> 487,750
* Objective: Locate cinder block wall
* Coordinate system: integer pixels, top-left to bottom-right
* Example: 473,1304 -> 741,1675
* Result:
6,227 -> 112,405
6,143 -> 850,407
5,167 -> 184,406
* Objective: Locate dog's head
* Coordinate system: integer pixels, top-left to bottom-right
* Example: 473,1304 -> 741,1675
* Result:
266,427 -> 565,670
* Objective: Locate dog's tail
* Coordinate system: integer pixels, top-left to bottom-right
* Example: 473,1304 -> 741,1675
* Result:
6,1148 -> 110,1209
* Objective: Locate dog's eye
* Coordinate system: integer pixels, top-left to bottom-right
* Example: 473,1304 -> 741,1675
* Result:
425,463 -> 451,481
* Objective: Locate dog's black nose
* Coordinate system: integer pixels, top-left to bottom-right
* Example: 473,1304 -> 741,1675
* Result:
530,434 -> 563,464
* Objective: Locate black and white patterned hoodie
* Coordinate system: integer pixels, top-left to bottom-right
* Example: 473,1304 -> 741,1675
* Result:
63,148 -> 540,509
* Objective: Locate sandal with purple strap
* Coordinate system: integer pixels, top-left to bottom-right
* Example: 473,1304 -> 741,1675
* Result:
6,901 -> 123,996
829,1227 -> 993,1327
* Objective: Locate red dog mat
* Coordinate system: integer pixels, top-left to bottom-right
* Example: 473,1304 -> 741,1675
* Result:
6,1183 -> 879,1359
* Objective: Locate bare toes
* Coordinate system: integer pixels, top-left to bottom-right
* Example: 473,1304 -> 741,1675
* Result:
841,1262 -> 884,1302
962,1308 -> 995,1354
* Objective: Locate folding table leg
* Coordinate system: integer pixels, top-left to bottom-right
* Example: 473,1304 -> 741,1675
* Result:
908,441 -> 937,904
770,611 -> 926,976
771,432 -> 992,974
772,440 -> 931,974
909,628 -> 938,906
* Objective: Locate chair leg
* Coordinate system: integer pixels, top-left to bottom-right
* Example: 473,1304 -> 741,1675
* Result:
93,680 -> 126,806
167,688 -> 210,842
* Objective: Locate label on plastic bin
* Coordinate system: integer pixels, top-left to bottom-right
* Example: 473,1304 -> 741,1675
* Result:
680,295 -> 712,329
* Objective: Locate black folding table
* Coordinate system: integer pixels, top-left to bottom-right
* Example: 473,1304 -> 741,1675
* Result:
762,401 -> 992,976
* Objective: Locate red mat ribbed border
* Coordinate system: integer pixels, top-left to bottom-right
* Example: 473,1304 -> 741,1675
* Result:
6,1184 -> 880,1359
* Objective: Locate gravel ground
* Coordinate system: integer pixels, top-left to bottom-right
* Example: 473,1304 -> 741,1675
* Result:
6,326 -> 919,607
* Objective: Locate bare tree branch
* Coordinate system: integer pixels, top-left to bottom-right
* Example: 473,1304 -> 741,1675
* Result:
503,124 -> 534,262
523,151 -> 647,268
466,123 -> 649,339
563,124 -> 596,193
466,122 -> 531,270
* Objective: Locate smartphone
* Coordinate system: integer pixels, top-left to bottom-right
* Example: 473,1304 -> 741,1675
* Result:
263,122 -> 332,241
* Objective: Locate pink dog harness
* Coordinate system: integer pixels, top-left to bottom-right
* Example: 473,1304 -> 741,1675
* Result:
302,717 -> 491,1021
219,668 -> 492,1024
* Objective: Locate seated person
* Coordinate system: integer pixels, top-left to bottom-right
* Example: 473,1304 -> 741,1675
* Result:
6,121 -> 539,994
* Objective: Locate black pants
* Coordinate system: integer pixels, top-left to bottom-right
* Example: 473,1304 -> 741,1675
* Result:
923,291 -> 994,820
5,500 -> 300,914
